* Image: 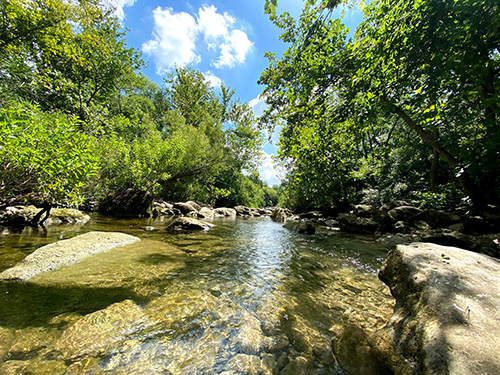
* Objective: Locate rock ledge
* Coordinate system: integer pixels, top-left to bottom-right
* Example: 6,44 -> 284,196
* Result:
379,242 -> 500,375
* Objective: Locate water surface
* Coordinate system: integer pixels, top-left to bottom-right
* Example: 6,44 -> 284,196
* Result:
0,215 -> 394,374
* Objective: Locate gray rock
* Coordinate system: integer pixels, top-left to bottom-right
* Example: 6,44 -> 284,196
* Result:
198,207 -> 215,218
186,201 -> 202,211
0,206 -> 90,226
379,242 -> 500,375
420,229 -> 476,250
338,213 -> 378,234
283,221 -> 316,234
234,205 -> 253,216
168,217 -> 213,231
353,204 -> 377,218
380,201 -> 410,212
423,209 -> 462,228
298,211 -> 323,220
214,207 -> 237,217
0,232 -> 140,281
271,207 -> 291,222
173,202 -> 199,215
388,206 -> 422,222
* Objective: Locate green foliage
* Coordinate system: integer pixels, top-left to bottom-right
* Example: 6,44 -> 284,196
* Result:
0,102 -> 98,205
261,0 -> 500,209
0,0 -> 142,118
0,1 -> 266,209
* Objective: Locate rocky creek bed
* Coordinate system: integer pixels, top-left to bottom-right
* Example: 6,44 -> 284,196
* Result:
0,215 -> 409,374
1,211 -> 499,374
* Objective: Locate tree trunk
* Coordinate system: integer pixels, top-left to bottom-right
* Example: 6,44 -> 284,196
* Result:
30,203 -> 52,226
430,127 -> 439,193
390,103 -> 477,202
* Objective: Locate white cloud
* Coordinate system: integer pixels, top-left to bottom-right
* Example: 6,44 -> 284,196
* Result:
100,0 -> 136,20
213,30 -> 253,68
197,5 -> 234,49
143,5 -> 252,75
249,95 -> 267,117
259,152 -> 281,186
142,7 -> 199,74
249,95 -> 282,145
203,71 -> 223,88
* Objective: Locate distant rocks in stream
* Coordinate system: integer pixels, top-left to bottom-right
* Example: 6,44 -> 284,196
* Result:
336,203 -> 500,258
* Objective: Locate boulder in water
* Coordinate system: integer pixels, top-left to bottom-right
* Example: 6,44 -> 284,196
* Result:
168,217 -> 213,231
283,221 -> 316,234
379,242 -> 500,375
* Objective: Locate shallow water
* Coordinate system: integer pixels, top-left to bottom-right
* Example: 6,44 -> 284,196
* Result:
0,215 -> 395,374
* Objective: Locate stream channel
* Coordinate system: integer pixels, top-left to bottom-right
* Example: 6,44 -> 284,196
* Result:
0,215 -> 395,374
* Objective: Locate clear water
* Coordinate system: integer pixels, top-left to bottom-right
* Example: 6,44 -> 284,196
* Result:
0,215 -> 395,374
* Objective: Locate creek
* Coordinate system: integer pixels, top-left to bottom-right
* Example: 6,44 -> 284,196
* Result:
0,215 -> 395,374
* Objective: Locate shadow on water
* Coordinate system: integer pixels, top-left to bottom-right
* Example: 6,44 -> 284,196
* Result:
0,280 -> 149,329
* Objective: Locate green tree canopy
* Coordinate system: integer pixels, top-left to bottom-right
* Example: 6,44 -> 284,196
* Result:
260,0 -> 500,209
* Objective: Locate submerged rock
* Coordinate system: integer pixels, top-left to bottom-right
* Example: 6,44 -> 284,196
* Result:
379,242 -> 500,375
0,231 -> 140,281
55,299 -> 154,360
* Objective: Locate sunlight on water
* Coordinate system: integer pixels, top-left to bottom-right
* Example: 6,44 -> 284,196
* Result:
0,216 -> 397,374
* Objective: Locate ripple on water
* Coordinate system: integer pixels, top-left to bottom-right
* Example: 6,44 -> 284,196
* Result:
0,216 -> 398,374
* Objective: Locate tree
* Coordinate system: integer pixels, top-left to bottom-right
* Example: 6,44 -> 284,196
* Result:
260,0 -> 500,208
0,0 -> 142,119
0,102 -> 98,224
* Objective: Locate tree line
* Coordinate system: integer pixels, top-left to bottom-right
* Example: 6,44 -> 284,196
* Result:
261,0 -> 499,211
0,0 -> 278,223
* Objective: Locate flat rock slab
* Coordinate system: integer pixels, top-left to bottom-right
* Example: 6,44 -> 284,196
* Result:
379,242 -> 500,375
0,231 -> 140,281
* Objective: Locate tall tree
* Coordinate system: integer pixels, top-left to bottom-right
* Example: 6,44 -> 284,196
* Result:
260,0 -> 500,207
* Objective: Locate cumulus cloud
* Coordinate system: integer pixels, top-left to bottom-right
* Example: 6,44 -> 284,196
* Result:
203,71 -> 223,88
259,152 -> 281,186
142,7 -> 200,74
213,30 -> 253,68
249,95 -> 267,117
143,5 -> 252,74
100,0 -> 136,20
197,5 -> 234,48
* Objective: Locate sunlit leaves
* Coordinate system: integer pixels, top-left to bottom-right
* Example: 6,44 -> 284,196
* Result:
0,102 -> 98,205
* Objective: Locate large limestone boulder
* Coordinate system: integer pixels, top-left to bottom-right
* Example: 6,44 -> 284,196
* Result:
338,213 -> 378,234
379,242 -> 500,375
173,202 -> 199,215
0,206 -> 90,227
0,232 -> 140,281
283,221 -> 316,234
234,205 -> 253,216
168,217 -> 213,231
271,207 -> 292,222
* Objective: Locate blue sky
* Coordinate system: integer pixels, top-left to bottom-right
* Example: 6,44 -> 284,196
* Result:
105,0 -> 363,186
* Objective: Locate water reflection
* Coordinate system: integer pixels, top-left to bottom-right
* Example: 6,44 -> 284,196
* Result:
0,216 -> 396,374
